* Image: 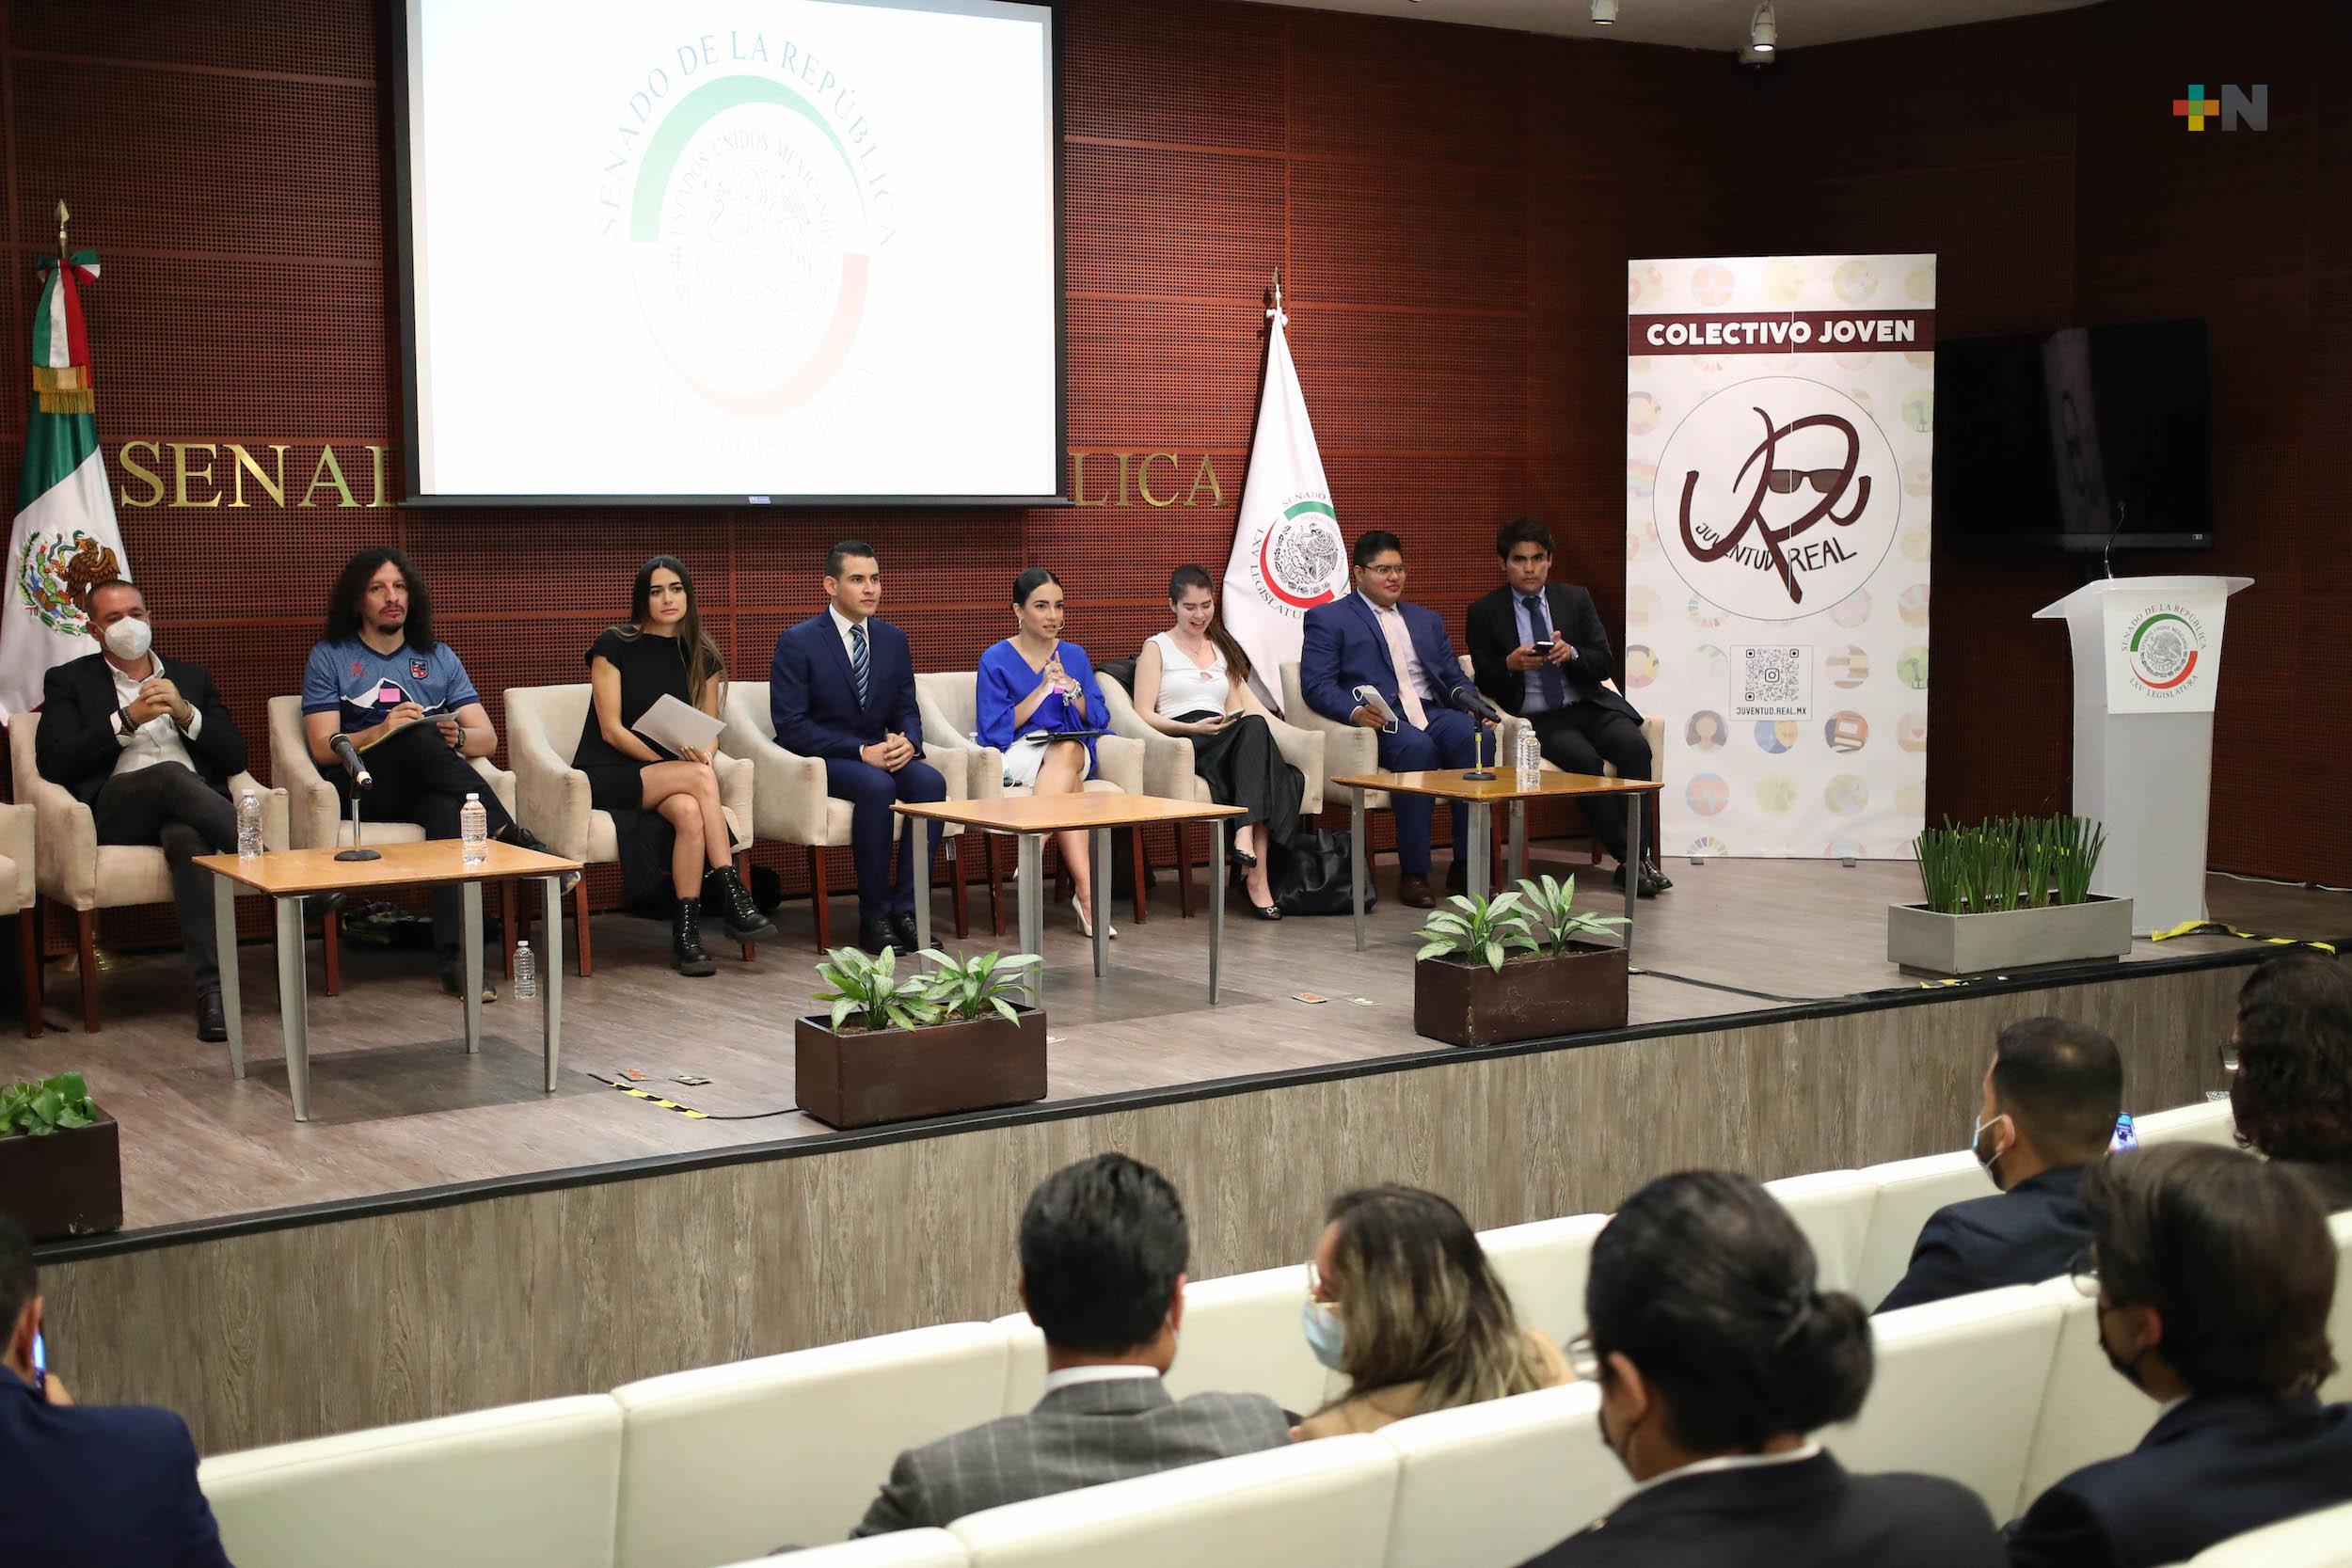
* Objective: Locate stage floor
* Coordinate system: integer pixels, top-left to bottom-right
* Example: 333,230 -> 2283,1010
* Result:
20,858 -> 2345,1231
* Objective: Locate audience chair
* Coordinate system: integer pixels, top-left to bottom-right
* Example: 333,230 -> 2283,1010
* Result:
711,1532 -> 972,1568
945,1434 -> 1399,1568
9,712 -> 287,1033
2016,1276 -> 2164,1513
2187,1497 -> 2352,1567
2325,1209 -> 2352,1403
611,1323 -> 1013,1568
1096,670 -> 1324,918
197,1394 -> 624,1568
268,695 -> 519,996
1278,659 -> 1391,872
1378,1384 -> 1621,1568
1477,1211 -> 1613,1346
719,680 -> 971,953
912,671 -> 1149,934
1852,1149 -> 1997,1307
2133,1099 -> 2238,1148
1761,1169 -> 1878,1294
0,802 -> 37,1036
503,683 -> 756,975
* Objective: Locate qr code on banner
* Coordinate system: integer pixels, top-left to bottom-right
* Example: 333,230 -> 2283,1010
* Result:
1733,645 -> 1812,719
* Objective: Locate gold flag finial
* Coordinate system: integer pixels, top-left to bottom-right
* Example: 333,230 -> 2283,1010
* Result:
56,199 -> 68,245
1270,268 -> 1284,311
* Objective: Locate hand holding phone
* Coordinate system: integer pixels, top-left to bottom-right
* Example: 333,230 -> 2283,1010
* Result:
1531,640 -> 1555,657
31,1328 -> 45,1396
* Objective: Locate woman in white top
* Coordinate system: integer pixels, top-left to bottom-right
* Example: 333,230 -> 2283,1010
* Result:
1130,565 -> 1304,919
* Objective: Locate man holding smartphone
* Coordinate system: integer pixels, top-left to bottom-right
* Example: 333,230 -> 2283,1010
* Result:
1465,517 -> 1669,897
1,1213 -> 235,1566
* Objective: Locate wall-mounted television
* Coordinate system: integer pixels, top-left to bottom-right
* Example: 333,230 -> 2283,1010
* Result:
1934,318 -> 2215,552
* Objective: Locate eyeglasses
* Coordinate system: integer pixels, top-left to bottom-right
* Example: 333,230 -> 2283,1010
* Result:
2068,1245 -> 2102,1300
1305,1259 -> 1335,1304
1565,1332 -> 1602,1382
1360,563 -> 1407,578
1765,467 -> 1847,495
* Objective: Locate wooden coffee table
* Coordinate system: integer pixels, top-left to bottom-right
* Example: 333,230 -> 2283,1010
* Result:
196,840 -> 582,1121
896,794 -> 1246,1002
1329,769 -> 1666,956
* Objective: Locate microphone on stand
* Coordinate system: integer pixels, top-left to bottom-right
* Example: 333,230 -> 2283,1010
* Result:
1450,684 -> 1504,780
331,733 -> 373,791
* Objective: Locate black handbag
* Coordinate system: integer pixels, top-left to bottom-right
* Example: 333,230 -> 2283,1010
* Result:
1269,830 -> 1375,917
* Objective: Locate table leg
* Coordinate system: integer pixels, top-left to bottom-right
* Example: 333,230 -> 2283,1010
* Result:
907,813 -> 932,954
1350,788 -> 1367,953
543,874 -> 564,1093
1208,817 -> 1226,1005
275,895 -> 311,1122
462,880 -> 484,1054
1469,801 -> 1491,902
1089,827 -> 1109,980
1017,832 -> 1044,1004
1508,800 -> 1527,887
215,874 -> 244,1080
1622,789 -> 1643,963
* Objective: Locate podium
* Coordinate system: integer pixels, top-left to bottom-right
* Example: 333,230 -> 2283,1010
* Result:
2035,576 -> 2250,935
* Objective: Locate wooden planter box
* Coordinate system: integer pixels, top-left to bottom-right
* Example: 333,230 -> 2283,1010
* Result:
0,1104 -> 123,1241
1886,895 -> 2135,977
1413,942 -> 1630,1049
795,1006 -> 1049,1129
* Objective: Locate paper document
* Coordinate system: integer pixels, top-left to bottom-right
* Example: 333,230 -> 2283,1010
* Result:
1351,685 -> 1399,728
633,694 -> 724,757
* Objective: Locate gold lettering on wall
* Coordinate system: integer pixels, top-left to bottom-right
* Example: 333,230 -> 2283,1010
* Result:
118,440 -> 164,508
299,447 -> 358,509
229,444 -> 288,509
1067,450 -> 1226,509
168,443 -> 220,509
114,442 -> 396,508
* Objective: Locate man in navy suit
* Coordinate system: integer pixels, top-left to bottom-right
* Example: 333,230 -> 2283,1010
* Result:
2005,1145 -> 2352,1568
1878,1017 -> 2120,1313
0,1212 -> 234,1567
771,541 -> 947,954
1300,531 -> 1493,909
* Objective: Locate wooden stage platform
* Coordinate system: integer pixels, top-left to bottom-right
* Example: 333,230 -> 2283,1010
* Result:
18,856 -> 2344,1233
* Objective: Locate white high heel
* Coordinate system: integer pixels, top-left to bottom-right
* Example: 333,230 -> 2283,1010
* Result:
1073,895 -> 1119,939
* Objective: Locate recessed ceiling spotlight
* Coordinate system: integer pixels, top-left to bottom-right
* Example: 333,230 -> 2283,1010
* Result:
1749,3 -> 1778,54
1592,0 -> 1619,24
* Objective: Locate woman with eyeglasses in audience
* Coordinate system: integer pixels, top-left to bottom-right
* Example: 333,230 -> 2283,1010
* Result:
1294,1185 -> 1565,1440
1516,1170 -> 2002,1567
2226,950 -> 2352,1212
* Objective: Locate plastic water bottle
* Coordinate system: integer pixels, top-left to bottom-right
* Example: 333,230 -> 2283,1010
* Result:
236,788 -> 264,859
514,941 -> 536,1001
1515,726 -> 1541,791
460,792 -> 488,866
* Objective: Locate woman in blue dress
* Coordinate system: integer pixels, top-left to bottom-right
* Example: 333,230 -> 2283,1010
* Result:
976,568 -> 1114,937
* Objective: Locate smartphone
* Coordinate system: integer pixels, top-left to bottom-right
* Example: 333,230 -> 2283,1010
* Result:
1531,641 -> 1555,657
30,1328 -> 45,1396
2108,1112 -> 2138,1154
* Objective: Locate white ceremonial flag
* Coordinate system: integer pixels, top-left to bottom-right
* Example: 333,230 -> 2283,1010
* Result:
1222,303 -> 1347,714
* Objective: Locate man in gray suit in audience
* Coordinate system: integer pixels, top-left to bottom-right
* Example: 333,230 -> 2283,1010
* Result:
850,1153 -> 1293,1536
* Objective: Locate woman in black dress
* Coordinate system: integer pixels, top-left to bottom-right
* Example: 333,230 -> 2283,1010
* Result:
1129,564 -> 1303,919
574,557 -> 776,975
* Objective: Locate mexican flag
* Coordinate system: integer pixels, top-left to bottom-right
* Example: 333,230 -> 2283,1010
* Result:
0,247 -> 124,721
1222,302 -> 1347,715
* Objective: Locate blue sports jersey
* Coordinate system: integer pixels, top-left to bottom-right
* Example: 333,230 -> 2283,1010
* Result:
302,636 -> 481,734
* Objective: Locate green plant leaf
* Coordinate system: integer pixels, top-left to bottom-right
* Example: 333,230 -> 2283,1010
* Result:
1484,939 -> 1505,973
1416,942 -> 1454,961
991,997 -> 1020,1023
830,998 -> 856,1030
55,1107 -> 91,1130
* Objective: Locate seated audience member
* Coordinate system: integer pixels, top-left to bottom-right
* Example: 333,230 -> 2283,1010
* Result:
1298,531 -> 1492,909
33,553 -> 247,1041
851,1153 -> 1290,1536
770,540 -> 946,956
301,547 -> 572,1000
1464,517 -> 1668,897
0,1213 -> 234,1567
1130,564 -> 1303,919
1518,1170 -> 2002,1568
1878,1018 -> 2122,1313
2229,950 -> 2352,1211
574,556 -> 775,977
2005,1144 -> 2352,1568
975,568 -> 1114,937
1295,1184 -> 1565,1439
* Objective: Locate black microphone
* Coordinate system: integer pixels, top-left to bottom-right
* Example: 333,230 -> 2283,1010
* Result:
331,733 -> 373,791
1450,683 -> 1505,724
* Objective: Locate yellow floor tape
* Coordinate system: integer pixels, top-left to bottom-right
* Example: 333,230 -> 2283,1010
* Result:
608,1082 -> 709,1117
2148,920 -> 2336,955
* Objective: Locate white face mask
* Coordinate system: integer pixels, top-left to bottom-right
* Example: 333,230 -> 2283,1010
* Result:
103,616 -> 152,660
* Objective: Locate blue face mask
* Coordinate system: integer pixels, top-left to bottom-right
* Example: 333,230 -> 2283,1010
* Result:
1300,1299 -> 1346,1370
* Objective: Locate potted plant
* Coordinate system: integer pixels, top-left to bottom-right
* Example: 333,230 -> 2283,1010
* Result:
0,1071 -> 122,1240
795,947 -> 1049,1129
1887,815 -> 2133,976
1412,877 -> 1631,1048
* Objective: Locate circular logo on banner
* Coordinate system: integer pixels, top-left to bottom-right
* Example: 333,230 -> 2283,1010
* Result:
1257,498 -> 1345,610
15,531 -> 103,635
625,73 -> 879,418
2123,607 -> 2205,691
1653,377 -> 1902,623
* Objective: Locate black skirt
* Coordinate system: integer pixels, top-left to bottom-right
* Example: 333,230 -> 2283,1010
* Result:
1175,711 -> 1303,846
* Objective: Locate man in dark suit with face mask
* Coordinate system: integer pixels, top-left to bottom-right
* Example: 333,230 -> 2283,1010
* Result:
34,562 -> 246,1040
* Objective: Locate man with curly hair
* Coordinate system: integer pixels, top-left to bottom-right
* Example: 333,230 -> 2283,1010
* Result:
2230,951 -> 2352,1212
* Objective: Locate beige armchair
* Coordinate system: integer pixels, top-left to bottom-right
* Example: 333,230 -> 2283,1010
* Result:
267,695 -> 519,995
912,670 -> 1150,932
9,712 -> 288,1033
1457,656 -> 1668,871
0,802 -> 40,1036
1097,672 -> 1324,919
503,683 -> 755,974
718,681 -> 971,952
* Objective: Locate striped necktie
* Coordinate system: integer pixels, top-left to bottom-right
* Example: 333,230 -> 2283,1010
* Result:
850,623 -> 870,707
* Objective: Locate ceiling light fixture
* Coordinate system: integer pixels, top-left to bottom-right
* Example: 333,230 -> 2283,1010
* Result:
1749,3 -> 1778,54
1591,0 -> 1619,24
